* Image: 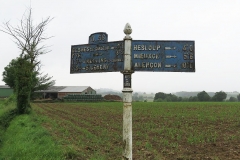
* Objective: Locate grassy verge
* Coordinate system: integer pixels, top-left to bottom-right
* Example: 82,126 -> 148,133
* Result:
0,99 -> 17,146
0,99 -> 16,117
0,101 -> 64,160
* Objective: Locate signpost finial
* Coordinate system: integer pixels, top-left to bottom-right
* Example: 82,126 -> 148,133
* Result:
124,23 -> 132,39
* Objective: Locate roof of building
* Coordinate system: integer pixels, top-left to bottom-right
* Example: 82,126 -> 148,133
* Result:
35,86 -> 92,93
0,85 -> 11,89
58,86 -> 90,93
47,86 -> 67,92
35,86 -> 66,93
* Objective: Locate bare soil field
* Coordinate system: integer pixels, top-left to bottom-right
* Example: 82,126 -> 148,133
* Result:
33,102 -> 240,160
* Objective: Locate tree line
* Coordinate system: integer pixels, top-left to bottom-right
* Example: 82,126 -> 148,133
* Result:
154,91 -> 240,102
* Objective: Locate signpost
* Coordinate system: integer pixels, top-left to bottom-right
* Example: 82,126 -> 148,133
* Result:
132,40 -> 195,72
71,41 -> 124,73
70,23 -> 195,160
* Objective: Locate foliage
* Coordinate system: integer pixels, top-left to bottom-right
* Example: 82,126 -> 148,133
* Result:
32,72 -> 55,91
2,59 -> 17,90
15,57 -> 33,114
3,94 -> 16,106
0,108 -> 17,129
30,71 -> 55,100
2,58 -> 55,100
154,92 -> 166,101
0,101 -> 17,146
228,96 -> 238,102
153,91 -> 232,102
188,96 -> 198,102
0,101 -> 17,129
1,9 -> 53,114
237,94 -> 240,102
212,91 -> 227,102
197,91 -> 211,101
154,92 -> 179,102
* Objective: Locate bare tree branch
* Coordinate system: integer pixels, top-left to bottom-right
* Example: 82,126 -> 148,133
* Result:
0,8 -> 53,70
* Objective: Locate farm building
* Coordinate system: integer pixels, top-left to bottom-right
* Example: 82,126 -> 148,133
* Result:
0,85 -> 13,98
35,86 -> 96,99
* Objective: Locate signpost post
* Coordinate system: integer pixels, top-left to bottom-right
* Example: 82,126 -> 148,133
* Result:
70,23 -> 195,160
122,23 -> 133,159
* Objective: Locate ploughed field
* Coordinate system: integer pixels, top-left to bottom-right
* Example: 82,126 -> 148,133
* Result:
33,102 -> 240,160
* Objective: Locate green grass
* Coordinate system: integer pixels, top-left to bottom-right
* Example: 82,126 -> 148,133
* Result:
0,99 -> 17,146
0,99 -> 15,117
1,101 -> 239,159
0,103 -> 64,160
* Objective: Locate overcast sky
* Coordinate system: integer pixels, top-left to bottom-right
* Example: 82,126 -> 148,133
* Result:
0,0 -> 240,93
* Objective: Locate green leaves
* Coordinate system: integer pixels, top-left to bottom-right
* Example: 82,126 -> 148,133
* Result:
197,91 -> 210,102
212,91 -> 227,102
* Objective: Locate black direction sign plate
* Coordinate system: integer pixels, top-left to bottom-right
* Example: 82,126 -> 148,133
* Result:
70,41 -> 124,73
132,40 -> 195,72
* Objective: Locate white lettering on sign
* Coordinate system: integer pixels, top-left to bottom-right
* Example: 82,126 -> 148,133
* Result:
133,45 -> 160,51
72,44 -> 121,53
71,42 -> 123,57
71,53 -> 81,58
183,53 -> 194,60
111,59 -> 124,62
71,56 -> 124,72
89,34 -> 107,43
133,53 -> 160,59
181,62 -> 194,69
85,64 -> 109,71
95,46 -> 110,51
85,58 -> 108,64
134,62 -> 161,68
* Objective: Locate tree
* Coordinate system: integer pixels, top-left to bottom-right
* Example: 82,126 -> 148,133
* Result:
1,9 -> 53,67
237,94 -> 240,102
189,96 -> 198,102
197,91 -> 211,102
228,96 -> 237,102
165,94 -> 178,102
2,58 -> 55,95
212,91 -> 227,102
154,92 -> 166,101
178,97 -> 183,102
30,70 -> 55,99
2,59 -> 18,90
154,92 -> 180,102
15,56 -> 33,114
1,9 -> 53,114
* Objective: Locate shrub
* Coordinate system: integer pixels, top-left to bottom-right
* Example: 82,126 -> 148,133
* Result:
3,94 -> 16,106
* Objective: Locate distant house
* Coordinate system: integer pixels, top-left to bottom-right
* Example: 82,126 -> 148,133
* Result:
0,85 -> 13,98
35,86 -> 96,99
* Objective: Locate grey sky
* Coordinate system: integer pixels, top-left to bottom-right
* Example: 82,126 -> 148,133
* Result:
0,0 -> 240,93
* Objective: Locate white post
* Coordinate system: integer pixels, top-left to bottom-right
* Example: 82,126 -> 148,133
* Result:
122,23 -> 133,160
